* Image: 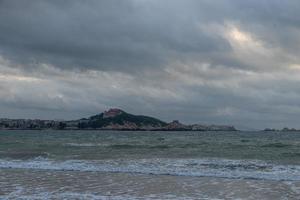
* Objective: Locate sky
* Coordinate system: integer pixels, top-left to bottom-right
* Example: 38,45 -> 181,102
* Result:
1,0 -> 300,129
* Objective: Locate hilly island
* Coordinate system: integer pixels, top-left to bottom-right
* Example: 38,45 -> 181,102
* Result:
0,108 -> 236,131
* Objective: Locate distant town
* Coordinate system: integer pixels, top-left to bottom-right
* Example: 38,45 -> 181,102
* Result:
0,108 -> 237,131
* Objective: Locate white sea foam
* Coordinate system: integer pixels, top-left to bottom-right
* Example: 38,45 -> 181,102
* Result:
64,143 -> 101,147
0,158 -> 300,181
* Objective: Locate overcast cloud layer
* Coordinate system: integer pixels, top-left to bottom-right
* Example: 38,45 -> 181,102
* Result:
1,0 -> 300,129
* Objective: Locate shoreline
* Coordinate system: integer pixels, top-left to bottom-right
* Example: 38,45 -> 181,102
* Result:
2,129 -> 300,133
0,128 -> 239,131
1,168 -> 299,199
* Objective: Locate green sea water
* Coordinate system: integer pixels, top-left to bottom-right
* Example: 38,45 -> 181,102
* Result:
0,130 -> 299,164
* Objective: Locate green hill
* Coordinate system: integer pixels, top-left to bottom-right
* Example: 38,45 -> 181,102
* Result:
79,109 -> 167,129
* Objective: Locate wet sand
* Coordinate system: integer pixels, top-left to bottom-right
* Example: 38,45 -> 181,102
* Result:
1,169 -> 300,200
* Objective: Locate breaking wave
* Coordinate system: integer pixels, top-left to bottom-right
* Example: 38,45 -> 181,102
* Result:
0,157 -> 300,181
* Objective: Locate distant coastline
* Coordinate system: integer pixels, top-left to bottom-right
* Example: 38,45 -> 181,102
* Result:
0,108 -> 237,131
263,128 -> 300,132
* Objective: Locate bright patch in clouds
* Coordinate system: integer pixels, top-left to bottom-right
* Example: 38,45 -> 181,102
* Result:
229,27 -> 252,43
289,64 -> 300,70
225,24 -> 268,55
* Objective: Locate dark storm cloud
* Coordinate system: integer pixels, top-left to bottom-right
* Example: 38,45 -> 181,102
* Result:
0,0 -> 230,71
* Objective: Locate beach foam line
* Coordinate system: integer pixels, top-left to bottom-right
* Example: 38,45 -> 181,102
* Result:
0,158 -> 300,181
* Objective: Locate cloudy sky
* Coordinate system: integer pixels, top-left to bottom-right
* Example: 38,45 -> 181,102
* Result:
1,0 -> 300,129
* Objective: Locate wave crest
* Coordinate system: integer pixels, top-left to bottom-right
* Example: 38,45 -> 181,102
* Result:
0,158 -> 300,181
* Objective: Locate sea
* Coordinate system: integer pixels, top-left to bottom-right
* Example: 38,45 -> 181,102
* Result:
0,130 -> 300,199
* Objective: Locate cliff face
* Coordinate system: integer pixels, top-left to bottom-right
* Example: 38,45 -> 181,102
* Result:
103,108 -> 123,118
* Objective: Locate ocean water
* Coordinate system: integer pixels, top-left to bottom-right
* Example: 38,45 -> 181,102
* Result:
0,130 -> 300,199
